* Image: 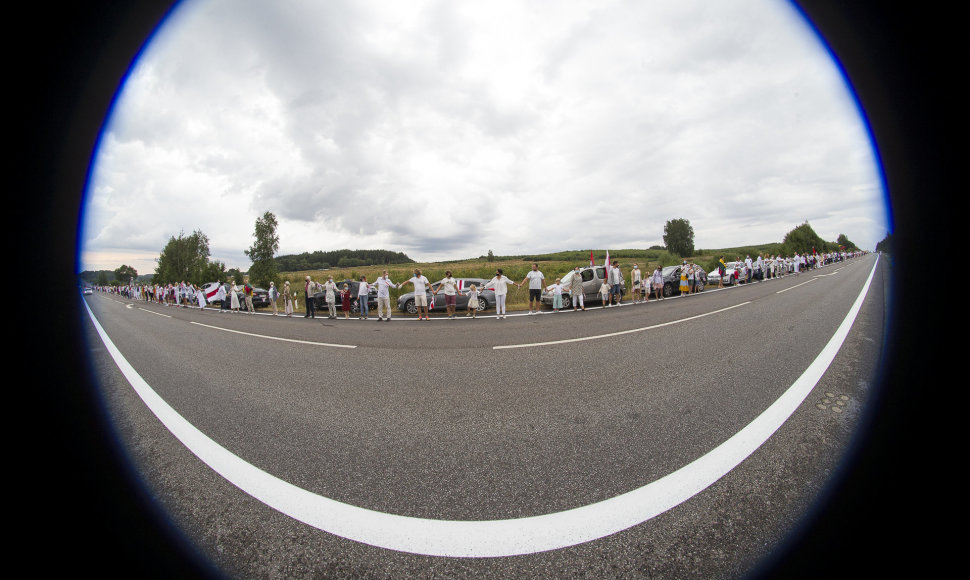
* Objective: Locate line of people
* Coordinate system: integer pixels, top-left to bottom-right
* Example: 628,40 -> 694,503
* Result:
92,250 -> 869,319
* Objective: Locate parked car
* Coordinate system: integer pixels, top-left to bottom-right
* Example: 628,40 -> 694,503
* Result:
310,280 -> 378,314
397,278 -> 493,314
540,265 -> 624,308
82,286 -> 93,295
248,287 -> 272,308
659,264 -> 708,297
708,261 -> 739,286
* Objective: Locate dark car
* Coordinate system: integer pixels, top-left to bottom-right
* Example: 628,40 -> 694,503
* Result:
310,280 -> 378,314
660,265 -> 707,297
248,287 -> 272,308
397,278 -> 493,314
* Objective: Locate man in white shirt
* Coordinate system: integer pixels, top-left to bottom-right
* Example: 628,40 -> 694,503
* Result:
373,271 -> 397,321
400,268 -> 432,321
518,262 -> 545,314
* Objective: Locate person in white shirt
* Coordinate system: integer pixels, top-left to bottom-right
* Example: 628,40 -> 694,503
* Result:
518,263 -> 545,314
488,269 -> 516,319
400,268 -> 432,321
433,270 -> 460,319
651,266 -> 664,300
607,261 -> 623,305
373,271 -> 397,321
267,281 -> 279,315
548,278 -> 564,312
357,275 -> 372,320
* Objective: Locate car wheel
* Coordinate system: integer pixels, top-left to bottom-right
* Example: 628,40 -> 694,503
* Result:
404,299 -> 417,315
561,294 -> 571,309
663,282 -> 676,297
476,297 -> 488,312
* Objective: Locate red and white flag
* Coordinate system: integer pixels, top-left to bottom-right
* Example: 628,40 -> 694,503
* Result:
604,249 -> 610,269
589,250 -> 594,267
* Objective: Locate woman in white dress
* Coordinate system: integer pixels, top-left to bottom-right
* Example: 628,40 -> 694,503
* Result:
283,281 -> 294,316
229,278 -> 241,312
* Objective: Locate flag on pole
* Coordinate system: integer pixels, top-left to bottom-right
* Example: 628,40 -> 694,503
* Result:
589,250 -> 594,267
604,249 -> 610,270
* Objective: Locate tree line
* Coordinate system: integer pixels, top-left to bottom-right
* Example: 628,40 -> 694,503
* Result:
274,249 -> 414,272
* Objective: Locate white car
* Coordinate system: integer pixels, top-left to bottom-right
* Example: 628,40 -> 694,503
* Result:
710,261 -> 740,286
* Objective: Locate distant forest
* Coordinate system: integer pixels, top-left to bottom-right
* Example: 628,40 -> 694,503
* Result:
275,249 -> 414,272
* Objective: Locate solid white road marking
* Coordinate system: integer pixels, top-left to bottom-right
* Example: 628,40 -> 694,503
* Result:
775,278 -> 818,294
190,321 -> 356,348
138,307 -> 171,318
494,302 -> 750,349
83,255 -> 879,557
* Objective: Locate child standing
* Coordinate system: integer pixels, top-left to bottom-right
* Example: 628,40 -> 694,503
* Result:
549,278 -> 564,312
465,284 -> 480,318
599,279 -> 610,305
340,284 -> 352,319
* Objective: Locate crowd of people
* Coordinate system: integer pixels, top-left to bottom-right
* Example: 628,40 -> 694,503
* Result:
90,249 -> 869,319
713,249 -> 864,287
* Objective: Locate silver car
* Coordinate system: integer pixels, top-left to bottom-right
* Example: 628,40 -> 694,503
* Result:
540,265 -> 624,308
397,278 -> 494,314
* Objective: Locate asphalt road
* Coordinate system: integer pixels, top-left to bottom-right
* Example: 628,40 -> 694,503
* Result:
81,254 -> 888,578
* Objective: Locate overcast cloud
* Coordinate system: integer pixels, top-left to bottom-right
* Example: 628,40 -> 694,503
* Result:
81,0 -> 887,274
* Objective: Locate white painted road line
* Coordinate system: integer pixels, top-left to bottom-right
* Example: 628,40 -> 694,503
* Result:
189,321 -> 356,348
775,277 -> 818,294
494,302 -> 751,349
82,255 -> 878,558
138,307 -> 171,318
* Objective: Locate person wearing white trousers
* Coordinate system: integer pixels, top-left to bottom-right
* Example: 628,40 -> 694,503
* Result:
488,269 -> 515,319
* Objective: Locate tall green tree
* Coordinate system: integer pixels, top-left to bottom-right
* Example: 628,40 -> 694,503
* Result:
663,218 -> 695,257
245,211 -> 280,288
875,232 -> 892,254
836,234 -> 858,251
154,229 -> 214,284
114,264 -> 138,283
780,221 -> 829,255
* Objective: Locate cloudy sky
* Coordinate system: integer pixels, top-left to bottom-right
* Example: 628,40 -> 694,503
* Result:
80,0 -> 888,274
